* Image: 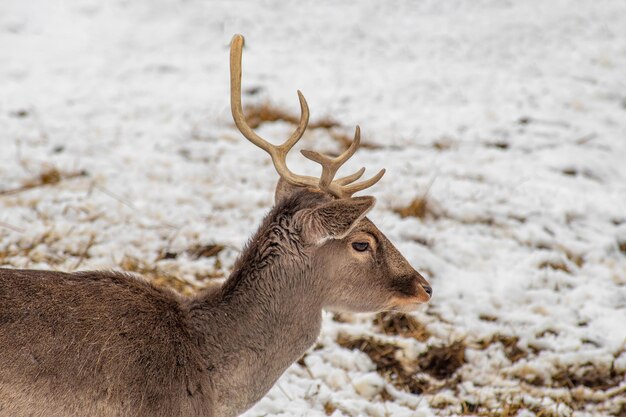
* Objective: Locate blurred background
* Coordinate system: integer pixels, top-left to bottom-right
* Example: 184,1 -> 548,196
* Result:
1,1 -> 625,416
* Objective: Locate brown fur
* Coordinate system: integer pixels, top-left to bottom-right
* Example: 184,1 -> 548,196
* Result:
0,186 -> 430,417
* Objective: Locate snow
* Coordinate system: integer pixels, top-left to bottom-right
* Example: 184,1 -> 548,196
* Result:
1,0 -> 626,415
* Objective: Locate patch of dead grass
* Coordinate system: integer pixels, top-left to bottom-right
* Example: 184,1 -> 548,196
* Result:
479,314 -> 498,322
243,102 -> 340,130
0,166 -> 88,196
187,243 -> 225,259
336,334 -> 467,395
242,102 -> 381,151
547,363 -> 625,391
474,334 -> 529,363
374,312 -> 431,342
520,241 -> 584,270
419,340 -> 467,380
323,401 -> 336,416
393,179 -> 440,220
336,334 -> 430,394
120,255 -> 203,295
484,141 -> 510,150
394,195 -> 441,220
456,400 -> 557,417
0,228 -> 94,268
537,260 -> 572,274
157,243 -> 225,261
329,130 -> 382,151
432,136 -> 457,150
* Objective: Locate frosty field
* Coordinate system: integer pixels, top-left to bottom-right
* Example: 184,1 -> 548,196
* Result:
1,0 -> 625,416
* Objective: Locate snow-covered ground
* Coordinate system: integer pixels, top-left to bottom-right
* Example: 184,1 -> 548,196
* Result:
1,0 -> 625,415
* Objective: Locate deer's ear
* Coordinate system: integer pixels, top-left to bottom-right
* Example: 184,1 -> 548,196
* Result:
275,178 -> 305,205
300,196 -> 376,243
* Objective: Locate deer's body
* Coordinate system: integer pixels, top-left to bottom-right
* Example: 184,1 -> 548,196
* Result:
0,34 -> 431,417
0,194 -> 327,417
0,268 -> 212,417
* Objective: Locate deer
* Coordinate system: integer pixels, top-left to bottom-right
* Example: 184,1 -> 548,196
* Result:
0,34 -> 432,417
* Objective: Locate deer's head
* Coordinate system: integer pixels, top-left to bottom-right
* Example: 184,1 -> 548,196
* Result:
230,34 -> 431,312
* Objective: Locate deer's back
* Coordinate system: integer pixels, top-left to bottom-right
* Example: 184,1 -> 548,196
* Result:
0,268 -> 213,417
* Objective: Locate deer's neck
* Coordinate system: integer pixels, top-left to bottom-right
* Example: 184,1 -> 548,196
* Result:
189,209 -> 324,417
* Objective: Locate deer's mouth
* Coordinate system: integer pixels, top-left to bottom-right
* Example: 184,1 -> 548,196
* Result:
387,293 -> 431,311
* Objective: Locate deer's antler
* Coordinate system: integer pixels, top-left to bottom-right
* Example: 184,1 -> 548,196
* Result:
230,34 -> 384,198
300,126 -> 385,198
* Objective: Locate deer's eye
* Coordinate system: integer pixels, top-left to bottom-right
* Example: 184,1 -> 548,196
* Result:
352,242 -> 370,252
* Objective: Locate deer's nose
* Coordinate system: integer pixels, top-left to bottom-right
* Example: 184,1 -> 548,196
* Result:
422,284 -> 432,298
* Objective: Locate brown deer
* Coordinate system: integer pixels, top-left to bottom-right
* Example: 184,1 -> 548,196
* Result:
0,34 -> 431,417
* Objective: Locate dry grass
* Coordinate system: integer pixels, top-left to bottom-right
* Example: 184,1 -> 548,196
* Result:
336,333 -> 467,395
157,243 -> 225,261
451,382 -> 626,417
479,314 -> 498,322
432,136 -> 457,151
155,243 -> 226,278
393,178 -> 440,220
484,141 -> 510,150
0,228 -> 95,268
456,400 -> 552,417
328,130 -> 382,151
543,363 -> 625,391
500,337 -> 528,363
474,334 -> 529,363
374,312 -> 431,342
0,166 -> 88,196
336,334 -> 429,394
323,401 -> 337,416
119,255 -> 203,295
419,340 -> 467,380
242,102 -> 381,151
538,260 -> 572,274
338,328 -> 624,414
561,167 -> 602,182
243,102 -> 340,130
508,239 -> 585,273
187,243 -> 225,259
394,194 -> 441,220
456,349 -> 626,416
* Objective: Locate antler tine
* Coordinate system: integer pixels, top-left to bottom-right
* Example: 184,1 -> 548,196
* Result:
300,125 -> 362,188
230,34 -> 317,188
335,167 -> 365,185
301,126 -> 385,198
341,168 -> 386,198
280,90 -> 309,152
